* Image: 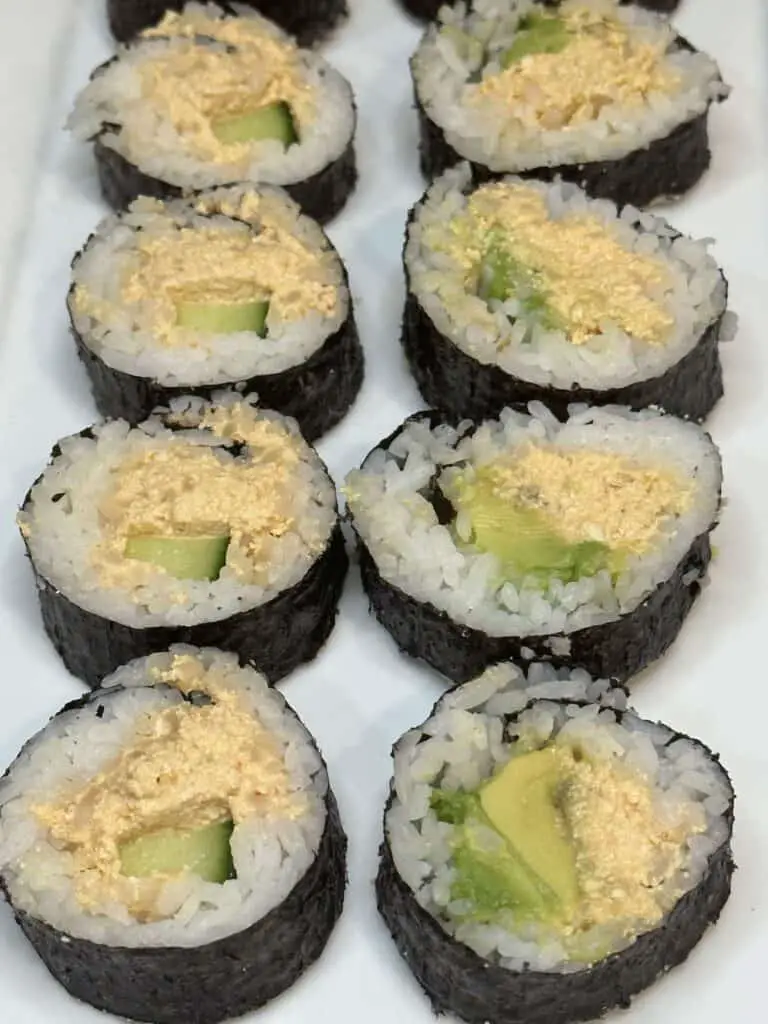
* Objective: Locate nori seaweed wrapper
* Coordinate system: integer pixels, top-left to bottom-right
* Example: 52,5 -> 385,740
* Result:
376,697 -> 735,1024
351,412 -> 717,685
19,432 -> 349,689
107,0 -> 349,48
400,197 -> 728,424
413,30 -> 723,206
94,134 -> 358,226
398,0 -> 679,20
1,686 -> 348,1024
68,227 -> 365,440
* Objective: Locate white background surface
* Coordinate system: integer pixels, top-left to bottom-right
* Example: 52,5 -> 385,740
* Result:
0,0 -> 766,1021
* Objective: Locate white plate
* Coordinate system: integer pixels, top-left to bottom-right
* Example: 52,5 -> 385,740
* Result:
0,0 -> 765,1021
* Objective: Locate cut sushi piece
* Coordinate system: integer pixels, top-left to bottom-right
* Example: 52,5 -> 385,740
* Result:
345,405 -> 721,684
17,398 -> 348,687
398,0 -> 680,20
402,168 -> 730,423
411,0 -> 728,206
68,187 -> 364,439
0,646 -> 347,1024
69,4 -> 357,224
377,660 -> 734,1024
107,0 -> 349,48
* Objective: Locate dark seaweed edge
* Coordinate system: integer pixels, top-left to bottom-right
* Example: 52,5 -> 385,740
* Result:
107,0 -> 350,48
349,410 -> 720,685
376,694 -> 735,1024
400,188 -> 727,424
399,0 -> 680,21
67,214 -> 364,440
19,428 -> 349,689
0,682 -> 348,1024
412,29 -> 725,205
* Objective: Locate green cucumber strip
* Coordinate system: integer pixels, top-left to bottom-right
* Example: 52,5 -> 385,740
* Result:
212,101 -> 298,147
124,534 -> 230,581
176,298 -> 269,336
119,820 -> 235,883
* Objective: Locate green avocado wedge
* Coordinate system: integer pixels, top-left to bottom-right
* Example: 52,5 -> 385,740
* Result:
446,468 -> 616,584
480,748 -> 580,916
176,298 -> 269,336
124,534 -> 230,581
120,820 -> 235,883
212,100 -> 299,148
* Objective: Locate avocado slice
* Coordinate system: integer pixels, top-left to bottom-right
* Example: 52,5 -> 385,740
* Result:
176,298 -> 269,337
500,12 -> 570,68
212,101 -> 298,148
120,820 -> 235,883
479,748 -> 579,916
449,469 -> 613,584
124,534 -> 230,581
451,819 -> 561,922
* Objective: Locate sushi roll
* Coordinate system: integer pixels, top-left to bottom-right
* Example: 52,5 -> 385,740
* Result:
0,646 -> 347,1024
17,397 -> 348,688
68,186 -> 363,437
411,0 -> 728,206
68,4 -> 357,224
377,660 -> 734,1024
345,404 -> 721,684
107,0 -> 349,48
402,167 -> 730,423
399,0 -> 680,22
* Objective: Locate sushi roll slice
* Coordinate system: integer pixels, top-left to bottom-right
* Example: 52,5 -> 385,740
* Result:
399,0 -> 680,22
0,646 -> 347,1024
17,398 -> 348,688
402,167 -> 730,423
68,187 -> 363,438
108,0 -> 349,48
345,404 -> 721,684
411,0 -> 728,206
377,660 -> 734,1024
68,4 -> 357,224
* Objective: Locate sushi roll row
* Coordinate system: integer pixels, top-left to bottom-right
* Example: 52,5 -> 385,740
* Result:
0,651 -> 734,1024
71,5 -> 358,223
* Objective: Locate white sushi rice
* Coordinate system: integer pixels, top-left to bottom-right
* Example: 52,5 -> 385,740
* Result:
69,190 -> 348,386
19,411 -> 337,628
412,0 -> 728,172
0,647 -> 327,948
67,3 -> 355,189
346,404 -> 721,638
386,661 -> 732,972
406,166 -> 730,390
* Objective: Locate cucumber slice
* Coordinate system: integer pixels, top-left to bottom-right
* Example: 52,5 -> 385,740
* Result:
212,101 -> 298,148
119,820 -> 235,883
176,299 -> 269,336
125,534 -> 230,581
